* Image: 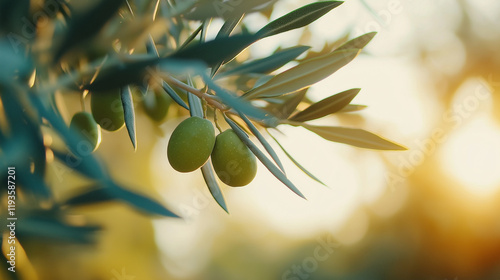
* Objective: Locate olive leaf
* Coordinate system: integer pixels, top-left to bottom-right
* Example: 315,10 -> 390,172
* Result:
265,89 -> 308,119
216,46 -> 311,78
211,14 -> 245,76
179,23 -> 204,50
256,1 -> 343,39
302,123 -> 407,150
244,49 -> 360,99
224,115 -> 306,199
54,0 -> 125,62
290,88 -> 361,122
338,104 -> 368,113
201,161 -> 229,213
237,112 -> 286,173
268,131 -> 326,186
121,86 -> 137,150
64,183 -> 180,218
162,81 -> 189,110
336,31 -> 377,51
170,34 -> 259,67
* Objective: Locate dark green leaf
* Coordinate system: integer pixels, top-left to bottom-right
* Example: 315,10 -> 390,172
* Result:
290,88 -> 360,122
18,215 -> 100,244
256,1 -> 343,39
162,80 -> 189,110
217,46 -> 311,78
179,23 -> 203,50
244,49 -> 359,99
211,14 -> 245,76
63,186 -> 114,206
268,131 -> 326,186
336,32 -> 377,51
170,34 -> 259,67
225,116 -> 305,199
66,182 -> 180,218
303,124 -> 407,150
146,34 -> 159,56
52,149 -> 107,180
237,112 -> 285,173
121,86 -> 137,150
54,0 -> 125,62
84,57 -> 158,91
204,77 -> 279,127
265,89 -> 307,119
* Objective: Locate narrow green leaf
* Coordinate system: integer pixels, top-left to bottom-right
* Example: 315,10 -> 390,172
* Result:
179,23 -> 203,50
121,86 -> 137,149
217,14 -> 244,38
244,49 -> 359,99
211,14 -> 245,76
202,75 -> 279,127
162,81 -> 189,110
54,0 -> 125,62
256,1 -> 343,39
18,215 -> 100,244
187,92 -> 204,118
336,32 -> 377,51
225,116 -> 306,199
290,88 -> 360,122
110,183 -> 180,217
265,89 -> 307,119
84,57 -> 158,91
65,183 -> 180,218
201,161 -> 229,213
146,34 -> 159,56
237,112 -> 286,173
268,131 -> 326,186
217,46 -> 311,78
338,104 -> 368,113
302,124 -> 407,150
170,34 -> 258,67
63,186 -> 115,206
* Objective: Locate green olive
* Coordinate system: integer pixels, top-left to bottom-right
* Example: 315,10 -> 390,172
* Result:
69,112 -> 101,152
211,129 -> 257,187
91,90 -> 125,131
167,117 -> 215,172
143,90 -> 171,122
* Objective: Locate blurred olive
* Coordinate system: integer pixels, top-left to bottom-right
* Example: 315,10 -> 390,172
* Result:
69,111 -> 101,152
91,90 -> 125,131
143,90 -> 172,122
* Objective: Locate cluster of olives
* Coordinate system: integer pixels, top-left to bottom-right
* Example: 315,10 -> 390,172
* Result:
167,117 -> 257,187
69,90 -> 124,152
69,89 -> 171,152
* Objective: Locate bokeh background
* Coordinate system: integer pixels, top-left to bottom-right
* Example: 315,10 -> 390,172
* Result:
4,0 -> 500,279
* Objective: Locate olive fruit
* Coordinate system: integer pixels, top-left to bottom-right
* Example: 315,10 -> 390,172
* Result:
167,117 -> 215,172
69,112 -> 102,152
211,129 -> 257,187
143,90 -> 171,122
91,90 -> 125,131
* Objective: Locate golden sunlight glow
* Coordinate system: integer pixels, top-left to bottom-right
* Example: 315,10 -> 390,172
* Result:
440,113 -> 500,195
